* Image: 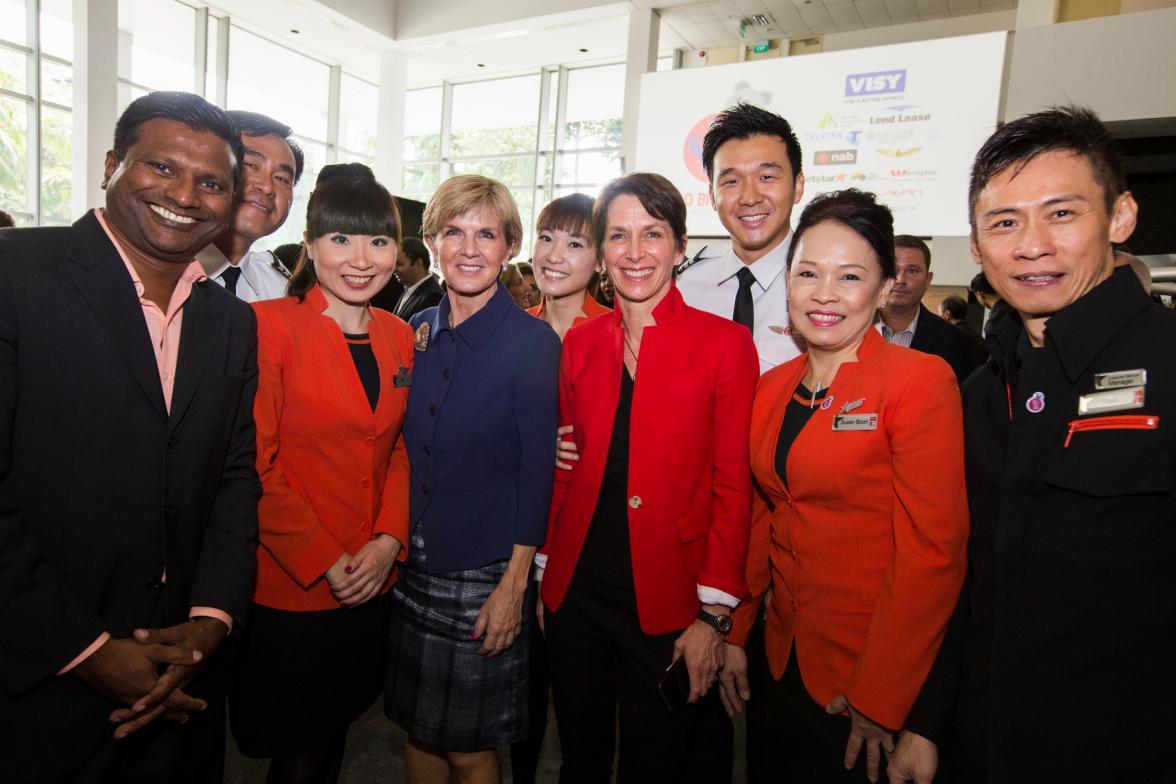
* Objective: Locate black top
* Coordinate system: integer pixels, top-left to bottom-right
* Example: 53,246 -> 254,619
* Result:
343,333 -> 380,411
774,382 -> 828,488
574,366 -> 636,598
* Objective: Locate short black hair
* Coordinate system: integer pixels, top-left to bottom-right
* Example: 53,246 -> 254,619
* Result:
113,91 -> 244,181
968,105 -> 1126,226
288,163 -> 402,300
970,271 -> 996,296
702,102 -> 803,183
939,295 -> 967,321
401,237 -> 430,269
0,209 -> 14,229
226,109 -> 305,184
786,189 -> 896,280
894,235 -> 931,271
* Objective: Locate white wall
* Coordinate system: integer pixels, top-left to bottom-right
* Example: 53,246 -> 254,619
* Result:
1005,7 -> 1176,121
822,9 -> 1016,51
390,0 -> 627,40
929,235 -> 980,287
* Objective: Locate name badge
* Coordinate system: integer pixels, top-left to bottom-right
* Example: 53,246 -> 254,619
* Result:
1078,386 -> 1144,415
1094,369 -> 1147,390
833,413 -> 878,431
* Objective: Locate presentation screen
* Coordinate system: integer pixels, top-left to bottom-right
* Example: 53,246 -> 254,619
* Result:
635,32 -> 1007,237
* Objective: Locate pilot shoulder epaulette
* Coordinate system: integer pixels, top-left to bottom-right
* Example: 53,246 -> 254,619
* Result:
267,251 -> 291,279
676,245 -> 711,276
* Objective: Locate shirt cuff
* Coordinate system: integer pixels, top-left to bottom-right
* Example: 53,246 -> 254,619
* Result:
532,552 -> 547,581
190,607 -> 234,634
57,632 -> 111,676
697,585 -> 740,609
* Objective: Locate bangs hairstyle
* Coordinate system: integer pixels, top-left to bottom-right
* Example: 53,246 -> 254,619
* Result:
114,91 -> 244,181
422,174 -> 523,258
702,102 -> 803,183
786,189 -> 896,279
536,193 -> 595,245
968,105 -> 1126,227
287,163 -> 401,300
592,172 -> 687,255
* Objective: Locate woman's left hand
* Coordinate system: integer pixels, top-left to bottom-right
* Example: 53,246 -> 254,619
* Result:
474,579 -> 525,657
825,693 -> 896,784
330,534 -> 401,607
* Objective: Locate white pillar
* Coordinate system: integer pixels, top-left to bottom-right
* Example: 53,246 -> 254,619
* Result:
72,0 -> 119,218
375,49 -> 408,195
1016,0 -> 1058,27
620,8 -> 659,174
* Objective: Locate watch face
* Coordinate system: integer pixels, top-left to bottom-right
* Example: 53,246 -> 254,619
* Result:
716,615 -> 733,633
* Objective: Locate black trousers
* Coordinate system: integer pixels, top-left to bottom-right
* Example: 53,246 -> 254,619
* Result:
756,645 -> 889,783
509,580 -> 551,784
545,581 -> 731,784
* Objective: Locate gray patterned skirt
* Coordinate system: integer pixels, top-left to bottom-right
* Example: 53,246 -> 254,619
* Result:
384,525 -> 531,751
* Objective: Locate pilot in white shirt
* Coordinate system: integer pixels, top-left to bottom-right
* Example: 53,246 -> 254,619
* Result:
198,244 -> 290,303
677,237 -> 802,374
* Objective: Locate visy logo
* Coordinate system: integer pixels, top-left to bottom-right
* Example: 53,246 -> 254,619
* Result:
844,69 -> 907,97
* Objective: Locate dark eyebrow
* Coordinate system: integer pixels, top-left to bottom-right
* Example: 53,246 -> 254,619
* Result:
716,162 -> 784,180
276,163 -> 295,177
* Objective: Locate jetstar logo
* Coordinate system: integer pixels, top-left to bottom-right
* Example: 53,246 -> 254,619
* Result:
844,69 -> 906,97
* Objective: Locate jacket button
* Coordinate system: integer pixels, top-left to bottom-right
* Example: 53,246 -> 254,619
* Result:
628,495 -> 642,509
364,436 -> 375,447
423,444 -> 431,456
361,520 -> 371,530
167,435 -> 179,449
442,369 -> 450,380
429,404 -> 438,416
145,576 -> 163,589
164,504 -> 176,519
361,477 -> 371,488
421,482 -> 429,495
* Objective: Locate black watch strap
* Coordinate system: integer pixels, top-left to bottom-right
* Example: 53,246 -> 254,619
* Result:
697,608 -> 732,635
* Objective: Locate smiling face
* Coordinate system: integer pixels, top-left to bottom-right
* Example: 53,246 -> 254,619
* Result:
428,206 -> 515,302
710,133 -> 804,264
102,117 -> 236,263
533,227 -> 599,301
307,232 -> 397,310
970,149 -> 1137,329
788,220 -> 893,355
230,132 -> 296,244
601,193 -> 683,308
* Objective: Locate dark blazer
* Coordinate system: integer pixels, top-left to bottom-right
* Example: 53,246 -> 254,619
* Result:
404,282 -> 560,574
908,304 -> 987,384
540,285 -> 758,635
395,274 -> 444,321
0,212 -> 260,781
907,267 -> 1176,781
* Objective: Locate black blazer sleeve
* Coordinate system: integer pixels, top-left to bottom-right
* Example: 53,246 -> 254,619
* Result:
911,305 -> 987,385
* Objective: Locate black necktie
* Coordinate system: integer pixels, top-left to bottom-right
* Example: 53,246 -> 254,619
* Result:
733,267 -> 755,331
221,266 -> 242,297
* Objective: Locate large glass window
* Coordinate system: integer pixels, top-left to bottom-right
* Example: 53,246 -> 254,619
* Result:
450,75 -> 540,157
227,26 -> 330,142
118,0 -> 197,111
338,72 -> 377,161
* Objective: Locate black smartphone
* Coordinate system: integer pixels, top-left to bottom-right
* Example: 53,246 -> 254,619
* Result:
657,656 -> 691,714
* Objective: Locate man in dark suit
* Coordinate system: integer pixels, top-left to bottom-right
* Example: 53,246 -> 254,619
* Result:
391,236 -> 444,320
0,91 -> 260,782
879,235 -> 987,383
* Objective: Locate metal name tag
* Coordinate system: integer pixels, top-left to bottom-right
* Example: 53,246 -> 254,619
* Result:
833,413 -> 878,431
1078,386 -> 1145,415
1093,369 -> 1146,390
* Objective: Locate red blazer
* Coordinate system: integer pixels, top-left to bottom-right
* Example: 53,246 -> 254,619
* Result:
252,286 -> 414,612
540,286 -> 759,634
729,328 -> 968,730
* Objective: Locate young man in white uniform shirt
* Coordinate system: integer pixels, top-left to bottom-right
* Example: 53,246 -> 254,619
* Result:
198,110 -> 303,303
677,103 -> 805,375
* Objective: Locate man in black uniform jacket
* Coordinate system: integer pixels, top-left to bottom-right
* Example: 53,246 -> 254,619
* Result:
0,92 -> 260,782
890,106 -> 1174,783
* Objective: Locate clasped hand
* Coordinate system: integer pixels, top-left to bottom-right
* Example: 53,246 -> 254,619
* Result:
326,534 -> 402,607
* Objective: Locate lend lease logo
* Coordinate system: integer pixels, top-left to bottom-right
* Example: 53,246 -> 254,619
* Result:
844,69 -> 907,97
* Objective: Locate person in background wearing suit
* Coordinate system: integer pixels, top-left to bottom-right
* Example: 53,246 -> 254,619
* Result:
198,110 -> 303,302
0,91 -> 259,783
539,172 -> 758,783
718,190 -> 968,784
229,165 -> 413,784
968,271 -> 1010,338
878,235 -> 986,383
393,237 -> 444,320
384,174 -> 560,784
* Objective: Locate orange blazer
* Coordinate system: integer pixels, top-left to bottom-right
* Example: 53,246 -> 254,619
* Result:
252,285 -> 414,612
729,328 -> 968,730
541,286 -> 759,634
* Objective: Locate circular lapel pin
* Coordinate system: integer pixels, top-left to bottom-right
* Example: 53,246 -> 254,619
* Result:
1026,391 -> 1046,414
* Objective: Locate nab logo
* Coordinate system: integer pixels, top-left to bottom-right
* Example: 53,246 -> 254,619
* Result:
844,70 -> 907,97
815,149 -> 857,166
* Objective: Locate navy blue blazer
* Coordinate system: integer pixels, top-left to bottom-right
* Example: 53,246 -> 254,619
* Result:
405,282 -> 560,574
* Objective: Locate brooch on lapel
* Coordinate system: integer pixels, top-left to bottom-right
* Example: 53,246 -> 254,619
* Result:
768,325 -> 796,335
413,323 -> 430,353
394,365 -> 412,388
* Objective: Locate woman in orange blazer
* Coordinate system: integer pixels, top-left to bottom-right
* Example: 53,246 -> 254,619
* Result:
230,165 -> 414,784
538,173 -> 759,782
718,190 -> 968,784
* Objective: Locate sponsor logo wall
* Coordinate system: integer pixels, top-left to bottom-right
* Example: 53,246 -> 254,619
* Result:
635,33 -> 1007,236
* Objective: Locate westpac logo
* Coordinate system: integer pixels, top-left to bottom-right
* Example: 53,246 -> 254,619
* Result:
844,70 -> 907,97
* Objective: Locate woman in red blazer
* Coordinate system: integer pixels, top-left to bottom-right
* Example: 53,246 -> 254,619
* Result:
718,190 -> 968,784
229,165 -> 414,783
538,173 -> 759,782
